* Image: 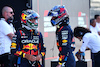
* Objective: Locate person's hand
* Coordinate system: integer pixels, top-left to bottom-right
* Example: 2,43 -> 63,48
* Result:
25,54 -> 36,62
7,33 -> 15,40
36,54 -> 42,61
75,53 -> 81,61
56,64 -> 61,67
75,51 -> 85,61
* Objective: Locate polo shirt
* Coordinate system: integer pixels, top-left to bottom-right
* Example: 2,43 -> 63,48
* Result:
90,25 -> 100,35
80,33 -> 100,53
0,18 -> 14,55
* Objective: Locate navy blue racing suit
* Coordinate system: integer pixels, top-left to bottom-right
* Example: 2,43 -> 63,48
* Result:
56,24 -> 76,67
11,28 -> 46,67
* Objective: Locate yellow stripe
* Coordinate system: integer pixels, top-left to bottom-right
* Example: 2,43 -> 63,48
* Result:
16,51 -> 22,55
62,40 -> 68,43
59,62 -> 62,65
41,52 -> 45,56
23,53 -> 26,58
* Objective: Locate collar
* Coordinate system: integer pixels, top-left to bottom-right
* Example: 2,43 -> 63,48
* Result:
0,18 -> 6,21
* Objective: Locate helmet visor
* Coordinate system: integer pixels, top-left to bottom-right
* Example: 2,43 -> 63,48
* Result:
48,11 -> 58,17
27,19 -> 38,29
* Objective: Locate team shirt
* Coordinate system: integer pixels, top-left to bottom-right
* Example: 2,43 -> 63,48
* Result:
90,25 -> 100,35
80,33 -> 100,53
0,18 -> 15,55
96,22 -> 100,28
11,28 -> 46,58
56,25 -> 75,64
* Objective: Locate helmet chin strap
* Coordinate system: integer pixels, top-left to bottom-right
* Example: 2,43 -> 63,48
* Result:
22,24 -> 37,30
22,24 -> 32,30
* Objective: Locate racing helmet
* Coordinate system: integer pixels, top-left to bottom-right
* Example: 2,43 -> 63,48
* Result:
21,9 -> 40,30
48,5 -> 69,26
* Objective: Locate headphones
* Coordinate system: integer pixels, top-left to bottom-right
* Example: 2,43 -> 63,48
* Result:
79,31 -> 83,36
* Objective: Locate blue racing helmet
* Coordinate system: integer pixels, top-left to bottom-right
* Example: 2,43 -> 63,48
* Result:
48,5 -> 69,26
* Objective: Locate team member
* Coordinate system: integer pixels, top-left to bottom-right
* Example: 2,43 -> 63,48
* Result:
94,15 -> 100,28
48,5 -> 76,67
74,26 -> 100,67
11,9 -> 46,67
0,6 -> 15,67
90,18 -> 100,35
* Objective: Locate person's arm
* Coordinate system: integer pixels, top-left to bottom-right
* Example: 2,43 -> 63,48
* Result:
75,49 -> 85,61
57,28 -> 71,66
86,47 -> 90,50
75,47 -> 90,61
71,36 -> 75,51
0,21 -> 15,40
11,31 -> 23,58
7,33 -> 15,40
76,36 -> 89,60
36,32 -> 46,61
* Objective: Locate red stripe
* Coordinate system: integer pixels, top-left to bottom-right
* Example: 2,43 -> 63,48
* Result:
58,26 -> 63,32
19,30 -> 23,36
44,10 -> 49,16
45,56 -> 58,60
78,12 -> 81,17
40,56 -> 58,61
61,0 -> 62,5
44,32 -> 48,37
86,15 -> 88,28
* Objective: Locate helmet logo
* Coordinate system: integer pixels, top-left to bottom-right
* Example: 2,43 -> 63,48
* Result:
60,8 -> 65,13
21,13 -> 27,20
21,13 -> 27,24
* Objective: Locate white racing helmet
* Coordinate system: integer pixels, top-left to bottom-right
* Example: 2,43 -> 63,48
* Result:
21,9 -> 40,30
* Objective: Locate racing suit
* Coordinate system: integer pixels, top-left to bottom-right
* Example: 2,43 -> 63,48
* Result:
11,28 -> 46,67
56,24 -> 76,67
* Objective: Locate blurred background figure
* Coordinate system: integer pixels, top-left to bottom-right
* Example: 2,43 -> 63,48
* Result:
90,18 -> 100,36
74,26 -> 100,67
90,18 -> 100,67
94,15 -> 100,28
0,6 -> 15,67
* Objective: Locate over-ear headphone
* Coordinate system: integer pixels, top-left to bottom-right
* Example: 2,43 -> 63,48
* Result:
79,31 -> 83,36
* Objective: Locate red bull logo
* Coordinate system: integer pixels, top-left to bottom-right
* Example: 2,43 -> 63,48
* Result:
11,43 -> 17,48
21,13 -> 27,24
22,43 -> 38,50
15,51 -> 22,56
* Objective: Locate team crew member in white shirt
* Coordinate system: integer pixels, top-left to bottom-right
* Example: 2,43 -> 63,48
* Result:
94,15 -> 100,28
89,18 -> 100,67
90,18 -> 100,36
0,6 -> 15,67
74,26 -> 100,67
